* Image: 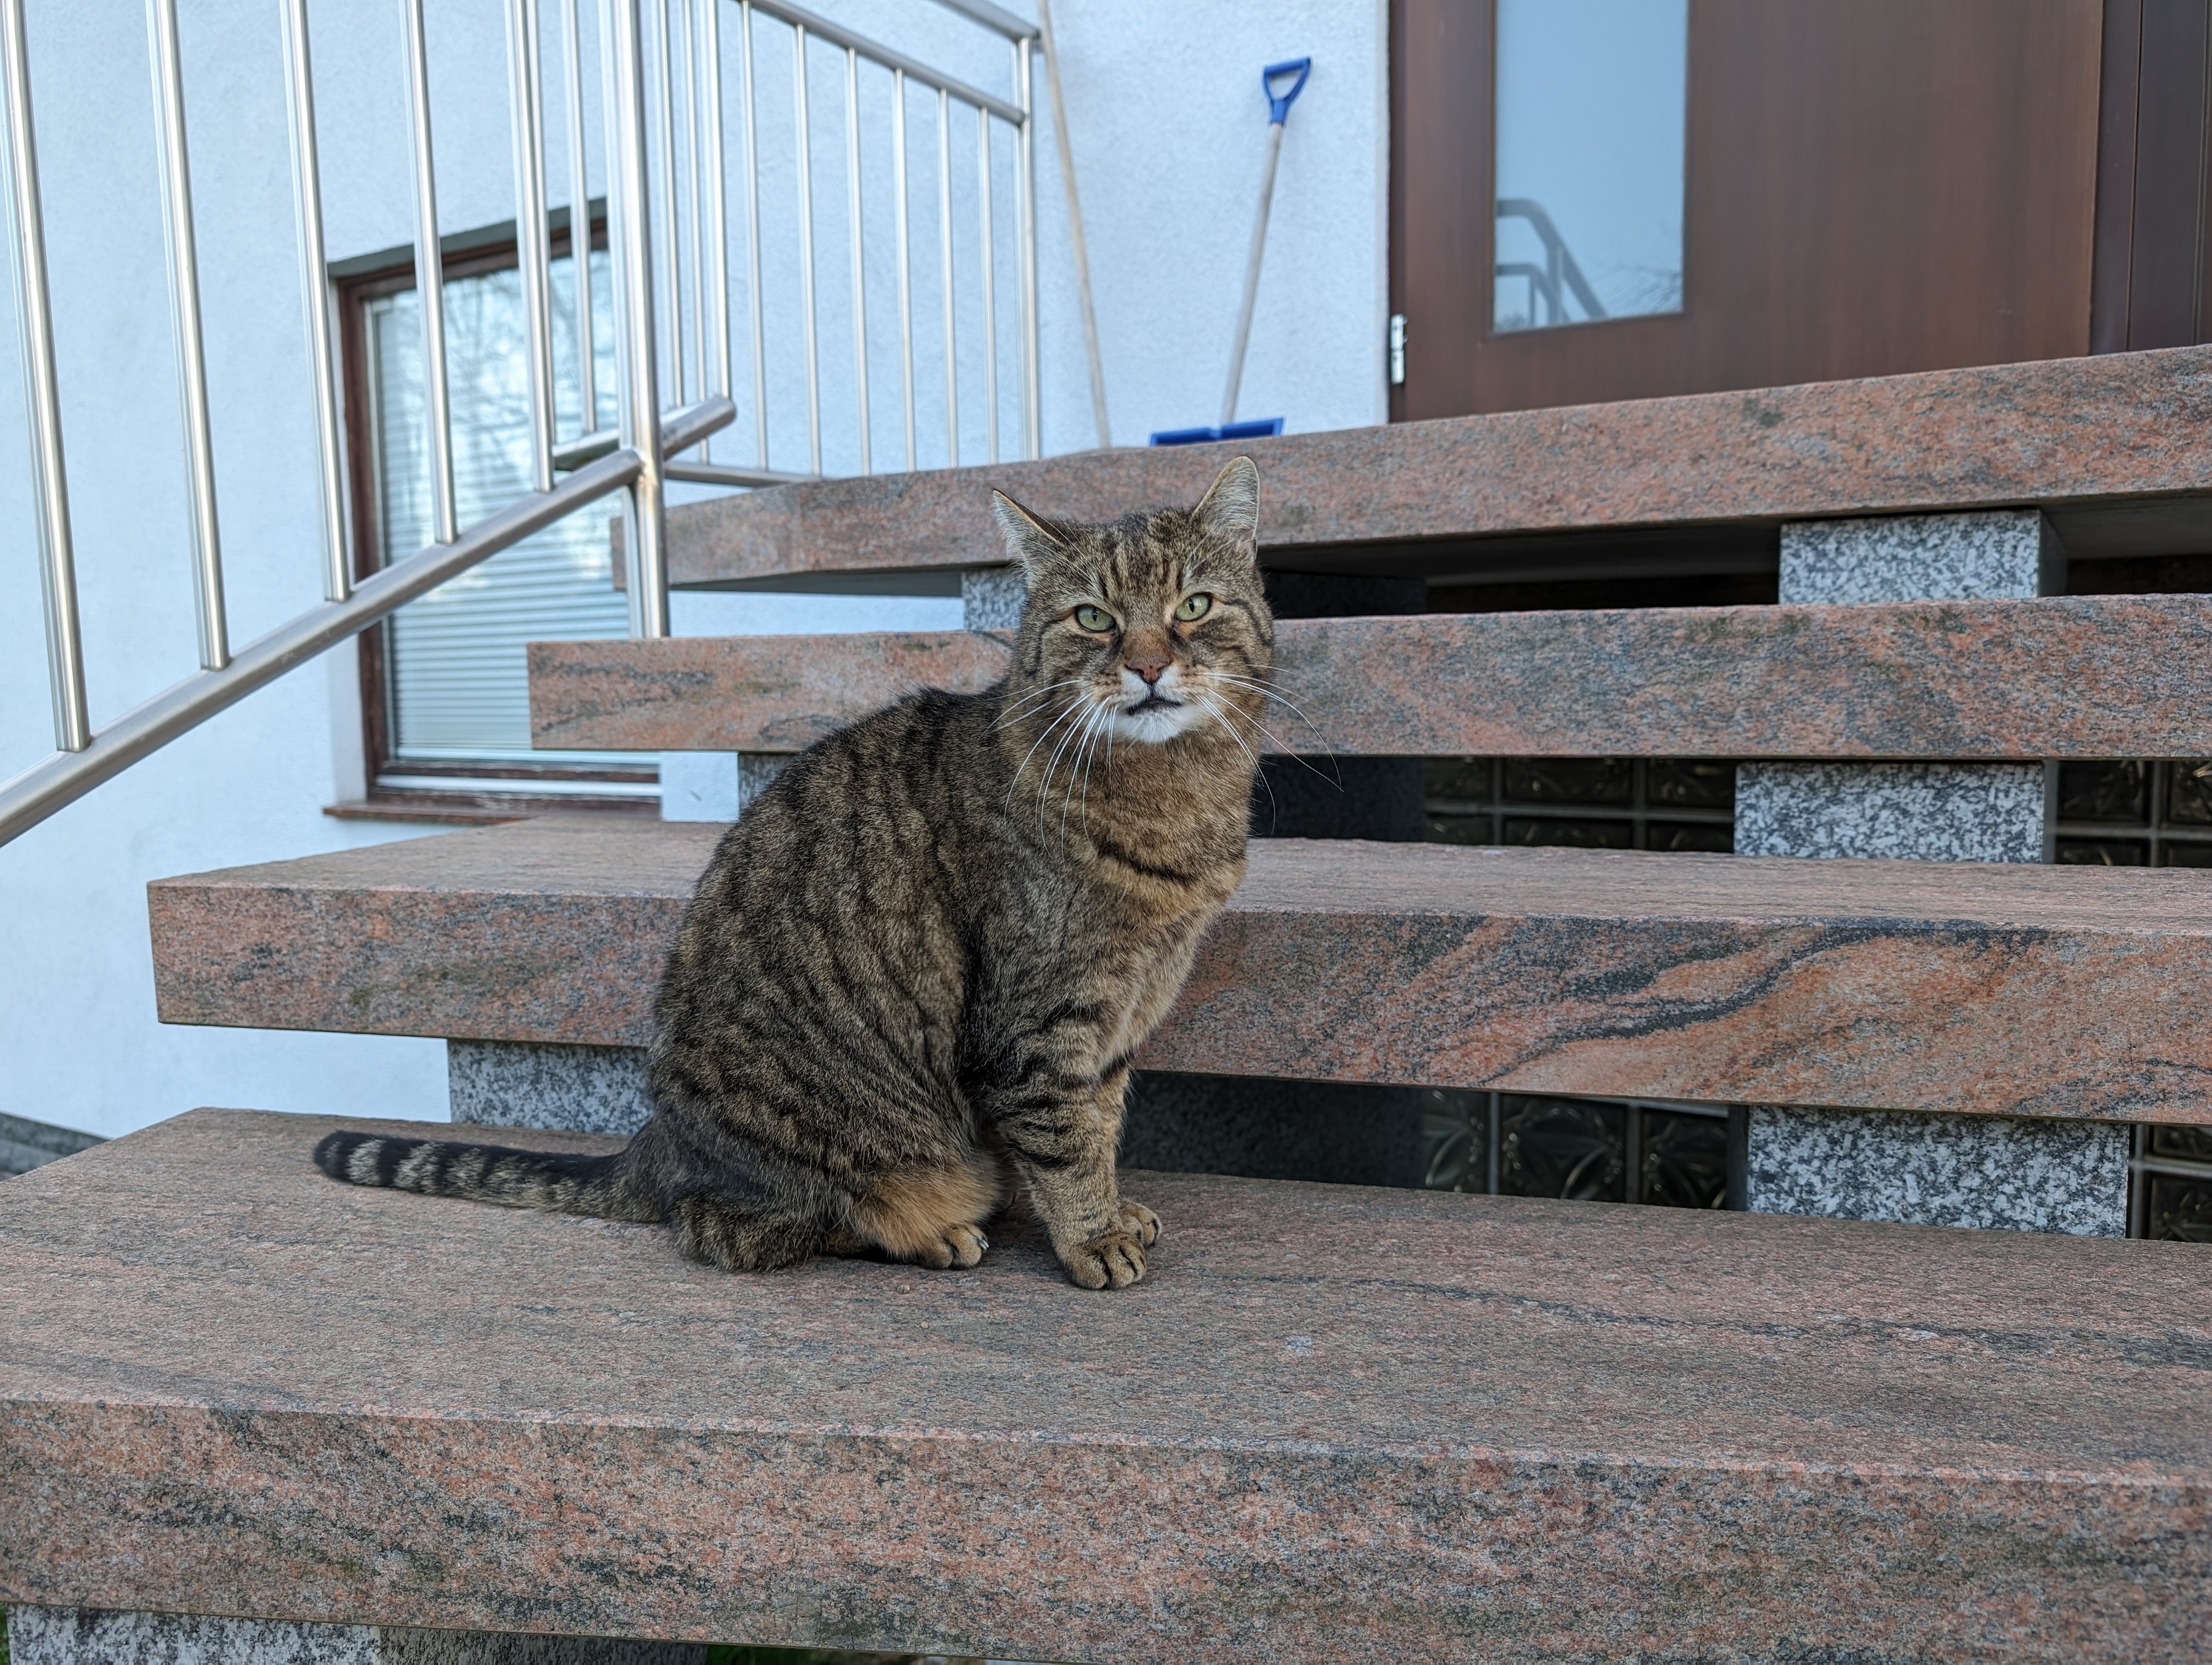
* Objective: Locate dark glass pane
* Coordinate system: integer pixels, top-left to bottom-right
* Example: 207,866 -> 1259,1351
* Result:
2161,840 -> 2212,868
2144,1173 -> 2212,1243
1499,1095 -> 1626,1202
1426,813 -> 1497,845
2148,1125 -> 2212,1164
1644,820 -> 1733,853
1424,756 -> 1494,804
1421,1089 -> 1488,1192
2168,760 -> 2212,826
2056,760 -> 2147,824
1504,816 -> 1635,849
1503,758 -> 1634,804
1640,1109 -> 1729,1209
1647,758 -> 1735,809
2055,838 -> 2148,866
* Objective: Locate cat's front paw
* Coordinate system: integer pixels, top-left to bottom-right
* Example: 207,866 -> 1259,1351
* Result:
1059,1201 -> 1159,1289
908,1221 -> 989,1271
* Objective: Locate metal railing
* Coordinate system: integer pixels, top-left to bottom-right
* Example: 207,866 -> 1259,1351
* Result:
1495,195 -> 1606,330
0,0 -> 1040,847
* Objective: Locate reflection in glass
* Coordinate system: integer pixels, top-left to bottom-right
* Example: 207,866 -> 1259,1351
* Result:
369,253 -> 640,766
1493,0 -> 1687,332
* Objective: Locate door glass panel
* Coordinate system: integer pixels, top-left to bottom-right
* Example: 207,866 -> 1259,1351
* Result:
1493,0 -> 1687,332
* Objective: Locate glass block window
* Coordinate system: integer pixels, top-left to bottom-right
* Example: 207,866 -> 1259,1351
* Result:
2133,1125 -> 2212,1241
1493,0 -> 1688,332
1424,1091 -> 1736,1209
2053,761 -> 2212,867
1424,757 -> 1734,851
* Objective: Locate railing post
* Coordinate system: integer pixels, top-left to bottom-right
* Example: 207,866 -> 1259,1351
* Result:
560,0 -> 597,435
603,0 -> 668,638
507,0 -> 556,494
281,0 -> 349,604
0,0 -> 87,752
401,0 -> 458,544
1016,33 -> 1039,460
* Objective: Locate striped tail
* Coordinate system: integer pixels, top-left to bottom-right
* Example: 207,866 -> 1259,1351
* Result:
313,1129 -> 657,1221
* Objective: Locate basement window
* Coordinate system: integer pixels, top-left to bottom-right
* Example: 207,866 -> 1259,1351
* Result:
340,227 -> 656,815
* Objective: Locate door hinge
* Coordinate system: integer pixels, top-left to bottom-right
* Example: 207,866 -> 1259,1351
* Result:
1388,312 -> 1406,386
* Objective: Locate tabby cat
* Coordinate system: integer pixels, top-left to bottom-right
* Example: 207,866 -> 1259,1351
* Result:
316,456 -> 1272,1289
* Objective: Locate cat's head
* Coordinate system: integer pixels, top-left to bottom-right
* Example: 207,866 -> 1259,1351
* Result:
991,456 -> 1274,748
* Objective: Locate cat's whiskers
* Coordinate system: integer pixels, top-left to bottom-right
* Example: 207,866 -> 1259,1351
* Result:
992,679 -> 1086,730
1064,700 -> 1112,836
1204,675 -> 1343,790
1036,690 -> 1108,830
1005,692 -> 1095,810
1193,688 -> 1281,828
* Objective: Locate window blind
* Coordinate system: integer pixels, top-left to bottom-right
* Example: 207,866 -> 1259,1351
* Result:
367,252 -> 650,769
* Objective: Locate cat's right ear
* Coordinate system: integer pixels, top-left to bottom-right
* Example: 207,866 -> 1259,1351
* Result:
991,490 -> 1066,582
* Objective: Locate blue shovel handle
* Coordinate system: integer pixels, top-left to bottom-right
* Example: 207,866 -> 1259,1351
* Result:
1263,57 -> 1310,125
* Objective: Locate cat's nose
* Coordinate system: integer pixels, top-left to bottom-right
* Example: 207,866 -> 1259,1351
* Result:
1125,650 -> 1172,684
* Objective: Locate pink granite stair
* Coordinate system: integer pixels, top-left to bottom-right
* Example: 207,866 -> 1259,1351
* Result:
147,816 -> 2212,1124
657,345 -> 2212,588
2,1107 -> 2206,1663
530,594 -> 2212,758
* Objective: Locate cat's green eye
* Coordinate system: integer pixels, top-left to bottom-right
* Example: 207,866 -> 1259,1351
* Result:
1174,592 -> 1213,622
1074,604 -> 1115,633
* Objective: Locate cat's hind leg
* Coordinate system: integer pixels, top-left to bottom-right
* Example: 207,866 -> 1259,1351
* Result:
672,1193 -> 823,1272
852,1151 -> 1006,1270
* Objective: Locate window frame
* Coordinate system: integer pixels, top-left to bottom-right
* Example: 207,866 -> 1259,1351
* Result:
337,214 -> 654,816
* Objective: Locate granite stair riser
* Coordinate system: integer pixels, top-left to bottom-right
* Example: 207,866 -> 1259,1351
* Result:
148,823 -> 2212,1124
3,1110 -> 2209,1664
659,346 -> 2212,586
5,1609 -> 706,1665
527,594 -> 2212,759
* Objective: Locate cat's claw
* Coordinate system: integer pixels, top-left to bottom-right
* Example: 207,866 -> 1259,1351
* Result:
1062,1199 -> 1160,1289
911,1222 -> 989,1271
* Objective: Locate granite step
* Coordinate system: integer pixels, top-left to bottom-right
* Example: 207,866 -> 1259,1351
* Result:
3,1106 -> 2206,1663
658,345 -> 2212,590
529,594 -> 2212,759
148,816 -> 2212,1123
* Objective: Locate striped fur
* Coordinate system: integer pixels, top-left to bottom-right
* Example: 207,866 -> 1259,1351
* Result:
315,458 -> 1273,1289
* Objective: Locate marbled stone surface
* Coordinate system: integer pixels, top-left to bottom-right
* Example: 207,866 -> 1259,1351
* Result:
9,1612 -> 704,1665
527,595 -> 2212,759
1746,1107 -> 2130,1237
1779,509 -> 2054,602
447,1041 -> 651,1135
1736,761 -> 2047,861
4,1108 -> 2209,1664
658,346 -> 2212,585
959,566 -> 1026,629
147,819 -> 2212,1122
7,1608 -> 375,1665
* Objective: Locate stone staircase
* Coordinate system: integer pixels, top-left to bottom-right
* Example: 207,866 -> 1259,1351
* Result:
11,346 -> 2212,1662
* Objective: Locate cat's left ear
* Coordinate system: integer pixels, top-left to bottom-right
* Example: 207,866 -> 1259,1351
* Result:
1192,455 -> 1260,560
991,490 -> 1066,582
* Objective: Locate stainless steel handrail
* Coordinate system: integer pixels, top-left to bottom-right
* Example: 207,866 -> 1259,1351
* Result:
0,0 -> 1040,847
1495,195 -> 1607,326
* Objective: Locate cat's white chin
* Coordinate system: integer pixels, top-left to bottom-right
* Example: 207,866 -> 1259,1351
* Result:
1108,699 -> 1207,744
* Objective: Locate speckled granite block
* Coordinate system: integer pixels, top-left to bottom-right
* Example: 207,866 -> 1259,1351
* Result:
6,1608 -> 373,1665
1746,1106 -> 2129,1236
960,566 -> 1024,630
7,1610 -> 707,1665
1735,761 -> 2046,861
1779,508 -> 2057,602
736,752 -> 788,815
447,1042 -> 650,1135
0,1111 -> 101,1179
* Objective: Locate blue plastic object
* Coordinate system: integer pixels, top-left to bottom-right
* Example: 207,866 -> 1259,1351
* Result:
1148,417 -> 1284,447
1263,57 -> 1311,125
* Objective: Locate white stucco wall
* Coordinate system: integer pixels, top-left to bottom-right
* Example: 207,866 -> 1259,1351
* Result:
0,0 -> 1387,1141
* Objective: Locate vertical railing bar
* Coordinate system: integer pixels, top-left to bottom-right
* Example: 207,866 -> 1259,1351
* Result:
560,0 -> 597,434
146,0 -> 227,670
650,0 -> 684,402
699,0 -> 729,413
891,66 -> 914,472
793,21 -> 819,475
281,0 -> 349,603
604,0 -> 667,636
975,102 -> 995,465
844,43 -> 867,474
401,0 -> 457,544
678,0 -> 705,412
739,0 -> 766,467
1,0 -> 88,751
1016,35 -> 1038,460
936,84 -> 955,467
507,0 -> 556,493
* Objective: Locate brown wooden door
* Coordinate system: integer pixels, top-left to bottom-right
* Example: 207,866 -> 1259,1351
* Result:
1390,0 -> 2107,420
